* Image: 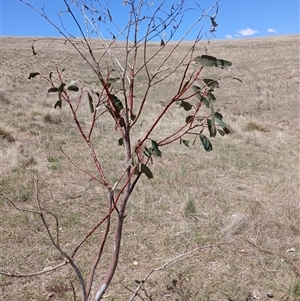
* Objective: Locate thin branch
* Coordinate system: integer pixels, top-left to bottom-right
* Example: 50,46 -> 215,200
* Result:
60,147 -> 105,186
0,261 -> 68,278
241,238 -> 300,278
129,242 -> 230,301
34,178 -> 87,301
1,193 -> 40,214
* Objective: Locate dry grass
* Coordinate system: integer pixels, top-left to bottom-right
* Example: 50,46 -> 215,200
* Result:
0,35 -> 299,301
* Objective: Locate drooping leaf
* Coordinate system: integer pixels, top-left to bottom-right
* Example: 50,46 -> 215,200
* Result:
194,55 -> 217,67
141,163 -> 153,179
180,80 -> 190,93
151,140 -> 162,157
119,117 -> 126,128
199,134 -> 213,152
216,59 -> 232,70
88,92 -> 94,113
223,127 -> 231,134
118,137 -> 123,146
210,17 -> 218,27
215,112 -> 223,120
180,100 -> 192,111
49,72 -> 53,80
207,91 -> 216,101
67,85 -> 79,92
192,85 -> 201,93
58,83 -> 66,93
28,72 -> 40,79
54,99 -> 62,109
109,94 -> 123,112
131,112 -> 136,121
217,129 -> 226,136
144,146 -> 152,157
48,87 -> 59,93
215,117 -> 227,128
207,119 -> 216,137
180,139 -> 189,147
185,115 -> 193,123
160,39 -> 165,46
199,96 -> 210,108
203,78 -> 219,89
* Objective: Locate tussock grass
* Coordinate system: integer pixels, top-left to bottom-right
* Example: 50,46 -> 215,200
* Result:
0,35 -> 299,300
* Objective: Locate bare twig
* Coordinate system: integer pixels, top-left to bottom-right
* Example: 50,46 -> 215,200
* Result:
241,238 -> 300,278
129,242 -> 230,301
0,261 -> 68,278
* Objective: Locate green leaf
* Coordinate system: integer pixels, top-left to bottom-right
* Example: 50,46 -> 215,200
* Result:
119,117 -> 126,128
58,83 -> 66,93
194,55 -> 217,67
180,80 -> 190,93
199,134 -> 213,152
185,115 -> 193,123
223,127 -> 231,134
203,78 -> 219,89
192,85 -> 201,93
131,112 -> 136,121
141,163 -> 153,179
207,91 -> 216,101
215,112 -> 223,120
217,129 -> 226,136
180,100 -> 192,111
48,87 -> 59,93
215,117 -> 227,128
144,146 -> 152,157
151,140 -> 162,157
207,119 -> 216,137
54,99 -> 62,109
28,72 -> 40,79
109,94 -> 123,112
67,85 -> 79,92
216,59 -> 232,70
199,96 -> 210,108
88,92 -> 94,113
118,137 -> 123,146
210,17 -> 218,27
180,139 -> 189,147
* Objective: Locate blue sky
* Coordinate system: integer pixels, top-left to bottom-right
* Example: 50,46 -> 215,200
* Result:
1,0 -> 299,40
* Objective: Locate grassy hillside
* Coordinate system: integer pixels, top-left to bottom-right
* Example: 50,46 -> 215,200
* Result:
0,35 -> 299,301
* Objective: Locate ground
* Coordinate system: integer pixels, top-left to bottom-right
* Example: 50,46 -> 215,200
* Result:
0,35 -> 299,300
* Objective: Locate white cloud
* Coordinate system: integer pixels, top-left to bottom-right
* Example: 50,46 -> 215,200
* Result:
268,28 -> 279,33
225,34 -> 233,39
237,28 -> 258,36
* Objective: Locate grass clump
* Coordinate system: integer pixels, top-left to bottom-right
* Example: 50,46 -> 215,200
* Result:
184,194 -> 197,219
44,113 -> 54,123
289,281 -> 300,301
0,125 -> 15,142
0,90 -> 10,104
243,120 -> 269,132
